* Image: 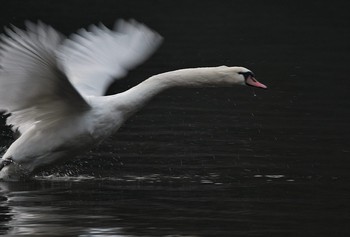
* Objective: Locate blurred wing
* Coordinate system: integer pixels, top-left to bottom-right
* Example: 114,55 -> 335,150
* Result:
59,19 -> 163,96
0,22 -> 90,134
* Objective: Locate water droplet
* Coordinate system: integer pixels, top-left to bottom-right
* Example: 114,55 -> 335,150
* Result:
201,179 -> 214,184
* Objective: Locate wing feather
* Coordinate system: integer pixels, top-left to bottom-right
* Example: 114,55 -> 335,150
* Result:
0,22 -> 90,134
59,19 -> 163,96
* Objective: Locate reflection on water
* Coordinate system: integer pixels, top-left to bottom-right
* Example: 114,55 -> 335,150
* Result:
1,0 -> 350,236
0,174 -> 348,237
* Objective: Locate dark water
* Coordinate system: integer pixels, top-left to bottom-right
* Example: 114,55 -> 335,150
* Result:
1,0 -> 350,236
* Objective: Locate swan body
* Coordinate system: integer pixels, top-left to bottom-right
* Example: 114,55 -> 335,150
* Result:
0,20 -> 267,180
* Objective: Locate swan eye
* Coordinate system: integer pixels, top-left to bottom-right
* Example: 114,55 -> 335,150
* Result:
238,71 -> 255,79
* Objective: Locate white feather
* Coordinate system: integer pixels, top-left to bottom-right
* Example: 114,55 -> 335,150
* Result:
0,21 -> 90,134
0,20 -> 164,179
58,19 -> 163,96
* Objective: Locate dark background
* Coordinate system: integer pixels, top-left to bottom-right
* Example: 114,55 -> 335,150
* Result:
1,0 -> 349,176
0,1 -> 350,236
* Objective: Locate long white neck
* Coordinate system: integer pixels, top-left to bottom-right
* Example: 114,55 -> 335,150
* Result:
112,66 -> 239,113
98,66 -> 244,124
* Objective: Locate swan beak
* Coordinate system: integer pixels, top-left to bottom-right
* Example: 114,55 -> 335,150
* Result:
246,76 -> 267,89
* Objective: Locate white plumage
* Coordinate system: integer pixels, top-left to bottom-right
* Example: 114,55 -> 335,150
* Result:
0,20 -> 266,180
59,20 -> 162,96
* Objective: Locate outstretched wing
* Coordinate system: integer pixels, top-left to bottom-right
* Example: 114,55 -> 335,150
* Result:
58,19 -> 163,96
0,22 -> 90,134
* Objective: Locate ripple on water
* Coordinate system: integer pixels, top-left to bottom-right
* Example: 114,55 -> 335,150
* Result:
34,173 -> 228,186
34,171 -> 300,185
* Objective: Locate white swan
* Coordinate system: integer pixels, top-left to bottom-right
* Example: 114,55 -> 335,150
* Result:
0,20 -> 267,180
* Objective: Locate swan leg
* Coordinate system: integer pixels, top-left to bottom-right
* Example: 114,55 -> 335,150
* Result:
0,157 -> 31,181
0,157 -> 14,171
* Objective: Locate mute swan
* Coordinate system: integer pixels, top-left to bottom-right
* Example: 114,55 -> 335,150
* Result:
0,20 -> 267,180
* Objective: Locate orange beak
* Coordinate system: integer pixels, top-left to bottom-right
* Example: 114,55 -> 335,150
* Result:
246,76 -> 267,89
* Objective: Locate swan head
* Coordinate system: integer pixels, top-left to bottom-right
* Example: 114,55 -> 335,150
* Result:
221,66 -> 267,89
